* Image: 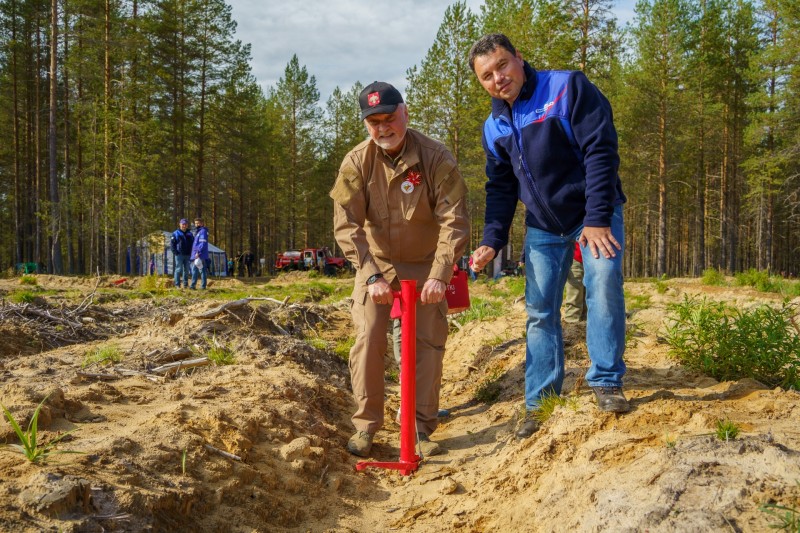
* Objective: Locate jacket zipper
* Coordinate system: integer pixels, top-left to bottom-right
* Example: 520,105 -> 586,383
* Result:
506,107 -> 565,234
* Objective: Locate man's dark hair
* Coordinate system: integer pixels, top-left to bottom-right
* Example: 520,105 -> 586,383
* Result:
194,217 -> 203,224
468,33 -> 517,72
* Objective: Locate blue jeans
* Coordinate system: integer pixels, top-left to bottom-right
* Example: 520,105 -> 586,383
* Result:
191,259 -> 208,289
523,205 -> 626,410
174,254 -> 190,287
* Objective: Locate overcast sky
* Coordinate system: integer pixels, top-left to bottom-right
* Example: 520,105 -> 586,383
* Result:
226,0 -> 637,105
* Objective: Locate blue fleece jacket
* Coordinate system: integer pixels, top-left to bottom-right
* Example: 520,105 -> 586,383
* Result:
480,62 -> 625,251
170,229 -> 194,256
191,226 -> 209,261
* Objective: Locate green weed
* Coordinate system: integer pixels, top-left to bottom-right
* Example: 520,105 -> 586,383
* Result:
654,276 -> 669,294
701,268 -> 726,286
181,448 -> 188,476
664,432 -> 677,448
1,394 -> 80,463
533,393 -> 579,423
207,342 -> 236,366
334,336 -> 355,361
82,344 -> 122,368
473,367 -> 504,404
457,297 -> 505,324
664,296 -> 800,389
760,484 -> 800,531
625,292 -> 651,314
10,290 -> 37,304
715,419 -> 740,441
19,275 -> 38,286
306,336 -> 329,351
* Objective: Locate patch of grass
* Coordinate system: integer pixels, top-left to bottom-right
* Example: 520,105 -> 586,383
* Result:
457,297 -> 505,324
715,419 -> 740,441
760,484 -> 800,531
664,296 -> 800,390
206,341 -> 236,365
19,275 -> 38,286
10,290 -> 37,304
654,276 -> 668,294
625,292 -> 651,314
664,432 -> 677,448
701,268 -> 726,286
306,336 -> 328,351
1,394 -> 80,463
473,367 -> 504,404
485,335 -> 506,348
82,344 -> 122,368
626,321 -> 643,349
733,269 -> 800,297
385,368 -> 399,383
334,336 -> 355,361
533,393 -> 579,423
504,276 -> 526,299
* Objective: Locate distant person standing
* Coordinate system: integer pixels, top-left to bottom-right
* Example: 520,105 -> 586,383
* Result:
190,217 -> 209,290
171,219 -> 194,289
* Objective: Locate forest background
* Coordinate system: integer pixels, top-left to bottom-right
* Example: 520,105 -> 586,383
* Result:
1,0 -> 799,279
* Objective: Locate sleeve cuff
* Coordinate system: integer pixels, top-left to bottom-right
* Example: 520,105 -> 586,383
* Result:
429,264 -> 454,284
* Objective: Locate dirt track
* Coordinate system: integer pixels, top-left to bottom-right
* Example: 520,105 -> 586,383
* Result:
0,274 -> 799,532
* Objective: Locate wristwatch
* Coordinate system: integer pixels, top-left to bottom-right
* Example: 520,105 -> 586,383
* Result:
366,273 -> 383,285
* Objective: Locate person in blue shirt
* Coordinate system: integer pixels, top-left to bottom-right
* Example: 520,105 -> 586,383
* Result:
468,33 -> 629,439
190,217 -> 210,290
170,219 -> 194,288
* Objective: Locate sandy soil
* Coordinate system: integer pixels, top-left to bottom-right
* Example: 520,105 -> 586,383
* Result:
0,274 -> 798,532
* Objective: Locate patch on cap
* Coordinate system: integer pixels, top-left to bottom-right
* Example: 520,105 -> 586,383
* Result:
368,92 -> 381,107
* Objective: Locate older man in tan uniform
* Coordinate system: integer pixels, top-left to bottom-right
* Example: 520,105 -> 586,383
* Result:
331,81 -> 469,458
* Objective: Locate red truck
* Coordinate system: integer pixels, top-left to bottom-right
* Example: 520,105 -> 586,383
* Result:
274,247 -> 348,275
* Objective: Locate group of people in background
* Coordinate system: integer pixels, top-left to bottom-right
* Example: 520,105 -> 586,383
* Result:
332,32 -> 628,458
170,217 -> 209,290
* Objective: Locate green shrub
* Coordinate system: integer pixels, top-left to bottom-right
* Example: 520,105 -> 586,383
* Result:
664,296 -> 800,389
82,344 -> 122,368
734,269 -> 780,292
715,419 -> 740,441
701,268 -> 726,286
19,275 -> 38,286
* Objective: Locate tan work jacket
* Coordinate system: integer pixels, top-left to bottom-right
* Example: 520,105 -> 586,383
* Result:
331,129 -> 470,301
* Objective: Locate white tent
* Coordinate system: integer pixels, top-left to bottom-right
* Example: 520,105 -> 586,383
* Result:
129,231 -> 228,277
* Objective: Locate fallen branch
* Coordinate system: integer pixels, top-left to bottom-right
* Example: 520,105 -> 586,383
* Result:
149,347 -> 195,364
194,297 -> 278,319
204,443 -> 241,462
76,371 -> 120,381
150,357 -> 210,375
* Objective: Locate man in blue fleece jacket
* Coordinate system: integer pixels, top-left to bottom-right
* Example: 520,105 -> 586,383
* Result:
468,33 -> 629,439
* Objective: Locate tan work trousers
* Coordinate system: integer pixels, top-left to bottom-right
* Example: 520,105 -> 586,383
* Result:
349,294 -> 448,436
563,259 -> 587,323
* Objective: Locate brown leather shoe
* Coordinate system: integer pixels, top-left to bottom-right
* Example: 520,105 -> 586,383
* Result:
516,415 -> 540,439
346,431 -> 374,457
591,386 -> 630,412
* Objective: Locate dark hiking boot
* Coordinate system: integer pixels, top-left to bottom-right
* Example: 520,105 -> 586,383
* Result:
346,431 -> 374,457
416,433 -> 441,457
591,386 -> 630,412
515,414 -> 540,439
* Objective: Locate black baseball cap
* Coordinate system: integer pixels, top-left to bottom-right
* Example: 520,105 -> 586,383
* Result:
359,81 -> 404,120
